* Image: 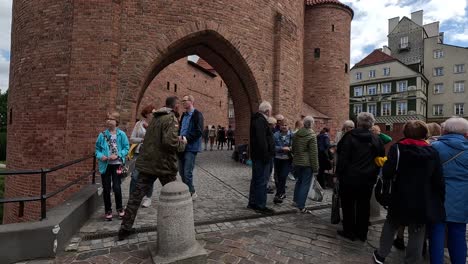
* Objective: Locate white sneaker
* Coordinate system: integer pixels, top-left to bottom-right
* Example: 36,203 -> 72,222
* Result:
191,192 -> 198,201
288,173 -> 296,181
141,197 -> 152,208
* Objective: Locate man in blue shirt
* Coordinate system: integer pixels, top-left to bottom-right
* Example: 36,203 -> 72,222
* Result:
178,95 -> 204,199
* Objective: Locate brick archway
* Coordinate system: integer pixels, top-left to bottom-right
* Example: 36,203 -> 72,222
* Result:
132,29 -> 260,144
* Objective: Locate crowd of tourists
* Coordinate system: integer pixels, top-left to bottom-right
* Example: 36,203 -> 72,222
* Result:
95,96 -> 467,262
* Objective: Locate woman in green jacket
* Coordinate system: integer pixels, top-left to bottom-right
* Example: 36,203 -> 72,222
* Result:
292,116 -> 319,214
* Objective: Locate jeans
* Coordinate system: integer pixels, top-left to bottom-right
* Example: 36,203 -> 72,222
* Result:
293,166 -> 312,209
178,151 -> 198,193
339,183 -> 373,240
101,164 -> 123,213
248,159 -> 272,208
129,154 -> 154,197
274,158 -> 291,197
378,218 -> 426,263
430,222 -> 467,264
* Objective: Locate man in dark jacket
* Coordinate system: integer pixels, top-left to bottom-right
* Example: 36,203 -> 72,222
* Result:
317,127 -> 331,188
178,95 -> 204,199
248,101 -> 275,214
119,96 -> 186,240
336,112 -> 385,242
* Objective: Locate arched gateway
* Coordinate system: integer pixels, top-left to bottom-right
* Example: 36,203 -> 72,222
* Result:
5,0 -> 352,222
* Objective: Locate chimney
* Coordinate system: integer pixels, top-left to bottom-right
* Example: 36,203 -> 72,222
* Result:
411,10 -> 423,26
388,17 -> 399,34
382,46 -> 391,55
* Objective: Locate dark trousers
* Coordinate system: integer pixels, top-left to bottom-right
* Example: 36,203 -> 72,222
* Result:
248,159 -> 272,209
339,183 -> 373,240
430,222 -> 467,264
227,138 -> 234,150
101,164 -> 123,213
178,151 -> 198,193
274,158 -> 291,197
121,172 -> 176,230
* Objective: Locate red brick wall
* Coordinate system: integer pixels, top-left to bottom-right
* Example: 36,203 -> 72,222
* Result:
139,59 -> 230,129
6,0 -> 350,222
304,4 -> 352,140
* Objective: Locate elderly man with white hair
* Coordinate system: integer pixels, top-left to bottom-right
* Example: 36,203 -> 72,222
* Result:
336,112 -> 385,242
430,117 -> 468,264
247,101 -> 276,214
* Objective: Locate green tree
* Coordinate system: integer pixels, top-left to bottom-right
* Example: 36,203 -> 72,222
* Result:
0,90 -> 7,132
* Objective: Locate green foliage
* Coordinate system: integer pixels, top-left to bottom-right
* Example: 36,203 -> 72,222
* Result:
0,90 -> 6,132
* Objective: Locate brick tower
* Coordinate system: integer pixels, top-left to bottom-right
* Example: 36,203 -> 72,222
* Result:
303,0 -> 353,134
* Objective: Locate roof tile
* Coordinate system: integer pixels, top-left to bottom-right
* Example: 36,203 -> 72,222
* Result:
353,49 -> 397,68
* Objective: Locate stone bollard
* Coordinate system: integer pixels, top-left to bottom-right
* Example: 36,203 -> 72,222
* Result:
149,181 -> 207,264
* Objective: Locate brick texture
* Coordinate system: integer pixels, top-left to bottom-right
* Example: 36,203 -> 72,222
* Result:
5,0 -> 351,222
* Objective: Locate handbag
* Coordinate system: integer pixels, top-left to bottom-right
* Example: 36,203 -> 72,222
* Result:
330,182 -> 341,224
308,175 -> 324,202
375,145 -> 400,208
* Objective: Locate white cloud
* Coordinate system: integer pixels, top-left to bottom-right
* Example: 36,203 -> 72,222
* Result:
343,0 -> 468,65
0,0 -> 12,93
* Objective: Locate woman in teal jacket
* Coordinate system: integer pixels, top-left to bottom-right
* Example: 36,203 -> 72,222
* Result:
430,117 -> 468,264
95,111 -> 130,221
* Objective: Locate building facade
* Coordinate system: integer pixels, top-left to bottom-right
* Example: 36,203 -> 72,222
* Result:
350,49 -> 428,127
424,36 -> 468,122
5,0 -> 353,222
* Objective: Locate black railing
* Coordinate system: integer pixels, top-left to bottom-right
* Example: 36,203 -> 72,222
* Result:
0,155 -> 96,220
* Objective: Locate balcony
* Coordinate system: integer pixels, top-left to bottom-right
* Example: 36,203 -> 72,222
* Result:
399,42 -> 411,51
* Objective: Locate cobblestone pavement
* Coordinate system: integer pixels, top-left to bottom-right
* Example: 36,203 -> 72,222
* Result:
70,150 -> 332,248
17,150 -> 460,263
24,211 -> 457,264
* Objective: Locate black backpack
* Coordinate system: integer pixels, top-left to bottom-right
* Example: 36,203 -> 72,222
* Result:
374,145 -> 399,208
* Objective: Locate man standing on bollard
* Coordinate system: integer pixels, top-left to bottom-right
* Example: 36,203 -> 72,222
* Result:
247,101 -> 275,214
118,96 -> 186,240
178,95 -> 204,200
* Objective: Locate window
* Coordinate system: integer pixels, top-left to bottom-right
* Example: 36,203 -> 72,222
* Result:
433,49 -> 444,59
354,86 -> 363,96
314,48 -> 320,59
353,104 -> 363,115
454,64 -> 465,74
332,24 -> 335,32
382,83 -> 391,94
356,72 -> 362,80
433,83 -> 444,94
400,36 -> 409,48
174,84 -> 177,93
367,104 -> 377,116
367,85 -> 377,95
454,103 -> 464,116
433,67 -> 444,76
397,101 -> 408,115
454,81 -> 465,93
228,108 -> 235,118
397,81 -> 408,92
220,81 -> 223,87
369,70 -> 376,78
433,104 -> 443,116
383,67 -> 390,76
345,63 -> 348,73
166,82 -> 170,90
381,102 -> 391,116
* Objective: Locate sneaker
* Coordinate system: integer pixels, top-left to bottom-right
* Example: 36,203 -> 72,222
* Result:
105,212 -> 112,221
373,250 -> 385,264
393,237 -> 405,250
118,227 -> 136,241
256,207 -> 275,215
299,208 -> 313,214
288,173 -> 296,181
273,196 -> 283,204
191,192 -> 198,200
141,197 -> 152,208
118,209 -> 125,218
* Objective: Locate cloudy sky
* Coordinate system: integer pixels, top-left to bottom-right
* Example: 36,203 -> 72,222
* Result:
0,0 -> 467,93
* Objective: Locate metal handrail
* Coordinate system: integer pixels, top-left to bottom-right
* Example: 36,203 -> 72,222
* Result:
0,154 -> 96,220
